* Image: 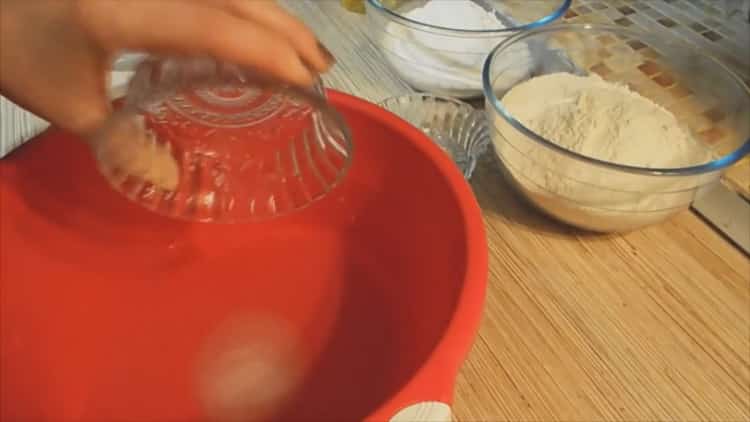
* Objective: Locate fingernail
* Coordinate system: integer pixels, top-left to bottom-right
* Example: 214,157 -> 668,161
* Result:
317,40 -> 336,66
300,59 -> 320,87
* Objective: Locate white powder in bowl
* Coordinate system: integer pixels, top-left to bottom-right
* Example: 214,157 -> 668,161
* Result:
492,72 -> 714,232
380,0 -> 531,98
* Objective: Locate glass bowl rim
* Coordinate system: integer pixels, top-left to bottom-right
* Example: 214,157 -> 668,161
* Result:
116,57 -> 353,148
378,93 -> 490,179
481,22 -> 750,176
379,92 -> 478,109
365,0 -> 571,34
122,57 -> 344,125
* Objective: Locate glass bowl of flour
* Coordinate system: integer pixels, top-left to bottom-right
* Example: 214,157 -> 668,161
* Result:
483,24 -> 750,232
365,0 -> 571,98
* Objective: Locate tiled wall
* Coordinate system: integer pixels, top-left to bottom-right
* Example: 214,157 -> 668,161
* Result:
564,0 -> 749,83
562,0 -> 750,198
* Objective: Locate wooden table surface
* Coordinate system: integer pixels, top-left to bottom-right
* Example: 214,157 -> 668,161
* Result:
281,1 -> 750,420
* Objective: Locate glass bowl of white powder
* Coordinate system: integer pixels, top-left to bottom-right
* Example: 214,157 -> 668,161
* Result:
365,0 -> 571,98
483,23 -> 750,232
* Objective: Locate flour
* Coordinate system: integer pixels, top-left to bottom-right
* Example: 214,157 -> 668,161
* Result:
404,0 -> 501,30
492,73 -> 713,231
381,0 -> 531,97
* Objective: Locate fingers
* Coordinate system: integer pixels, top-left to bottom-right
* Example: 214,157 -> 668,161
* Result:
216,0 -> 335,73
93,115 -> 180,191
0,0 -> 113,134
75,0 -> 319,87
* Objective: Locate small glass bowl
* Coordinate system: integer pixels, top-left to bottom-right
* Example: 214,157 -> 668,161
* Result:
378,94 -> 489,179
365,0 -> 571,98
483,23 -> 750,232
91,56 -> 353,223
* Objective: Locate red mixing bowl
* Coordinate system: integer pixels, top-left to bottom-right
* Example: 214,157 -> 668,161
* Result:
0,91 -> 487,421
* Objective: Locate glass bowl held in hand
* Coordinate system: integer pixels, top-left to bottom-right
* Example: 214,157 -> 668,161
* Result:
378,94 -> 489,179
91,57 -> 353,223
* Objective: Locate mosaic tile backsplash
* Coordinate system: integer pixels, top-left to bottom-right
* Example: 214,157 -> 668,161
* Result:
566,0 -> 748,79
561,0 -> 750,199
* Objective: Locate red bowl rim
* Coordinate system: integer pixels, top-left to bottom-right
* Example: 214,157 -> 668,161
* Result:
326,90 -> 488,420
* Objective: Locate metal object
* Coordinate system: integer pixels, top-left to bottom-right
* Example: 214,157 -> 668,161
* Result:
691,185 -> 750,255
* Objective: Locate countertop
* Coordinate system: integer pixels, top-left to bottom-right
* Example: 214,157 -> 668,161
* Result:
0,0 -> 746,420
280,0 -> 750,420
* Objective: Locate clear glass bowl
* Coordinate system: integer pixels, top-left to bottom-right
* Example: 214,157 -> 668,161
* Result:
483,23 -> 750,232
378,94 -> 489,179
91,56 -> 353,223
365,0 -> 571,98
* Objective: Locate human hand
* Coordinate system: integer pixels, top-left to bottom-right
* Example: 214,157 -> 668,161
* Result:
0,0 -> 335,136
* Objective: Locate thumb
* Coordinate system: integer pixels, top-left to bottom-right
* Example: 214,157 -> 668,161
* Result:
58,64 -> 113,137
